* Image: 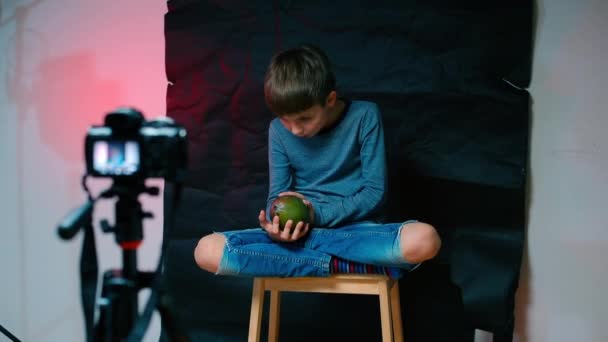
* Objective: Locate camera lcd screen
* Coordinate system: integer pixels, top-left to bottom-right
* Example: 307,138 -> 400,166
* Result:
92,140 -> 140,176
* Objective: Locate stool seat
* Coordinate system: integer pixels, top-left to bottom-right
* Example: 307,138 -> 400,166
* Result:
248,274 -> 404,342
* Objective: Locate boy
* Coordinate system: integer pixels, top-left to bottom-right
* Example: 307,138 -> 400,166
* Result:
194,44 -> 441,277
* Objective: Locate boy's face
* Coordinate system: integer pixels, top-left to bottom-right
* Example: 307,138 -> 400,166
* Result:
278,91 -> 338,138
279,105 -> 329,138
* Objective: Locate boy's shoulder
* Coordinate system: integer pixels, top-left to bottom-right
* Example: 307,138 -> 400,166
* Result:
347,100 -> 381,124
347,100 -> 381,119
349,100 -> 379,112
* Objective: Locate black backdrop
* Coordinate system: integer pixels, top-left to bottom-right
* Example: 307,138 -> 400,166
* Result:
162,1 -> 532,341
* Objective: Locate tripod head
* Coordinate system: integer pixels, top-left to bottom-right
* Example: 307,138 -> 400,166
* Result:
57,177 -> 158,248
97,178 -> 159,248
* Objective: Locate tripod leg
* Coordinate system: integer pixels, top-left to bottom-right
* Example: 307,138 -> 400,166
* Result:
157,294 -> 190,342
96,271 -> 117,342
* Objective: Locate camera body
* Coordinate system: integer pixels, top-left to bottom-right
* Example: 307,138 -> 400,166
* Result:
85,107 -> 187,180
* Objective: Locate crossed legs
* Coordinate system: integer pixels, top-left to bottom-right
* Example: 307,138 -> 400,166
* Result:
194,222 -> 441,275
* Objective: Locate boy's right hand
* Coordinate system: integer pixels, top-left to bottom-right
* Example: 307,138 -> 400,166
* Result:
259,210 -> 310,242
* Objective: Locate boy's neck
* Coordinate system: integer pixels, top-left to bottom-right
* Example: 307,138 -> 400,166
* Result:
325,99 -> 346,129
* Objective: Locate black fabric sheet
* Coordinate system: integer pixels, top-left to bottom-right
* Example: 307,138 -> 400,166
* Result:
162,1 -> 531,341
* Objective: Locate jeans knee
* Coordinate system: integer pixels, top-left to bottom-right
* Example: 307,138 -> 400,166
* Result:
399,222 -> 441,263
194,233 -> 226,274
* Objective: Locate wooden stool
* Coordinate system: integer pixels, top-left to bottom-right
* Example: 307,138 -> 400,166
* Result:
248,274 -> 404,342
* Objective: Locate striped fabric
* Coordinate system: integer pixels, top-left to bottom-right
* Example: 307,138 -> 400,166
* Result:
330,257 -> 402,279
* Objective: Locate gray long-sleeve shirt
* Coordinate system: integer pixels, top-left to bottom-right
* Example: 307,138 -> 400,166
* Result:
266,100 -> 387,228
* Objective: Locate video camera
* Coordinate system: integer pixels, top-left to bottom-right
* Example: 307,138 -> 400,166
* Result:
85,107 -> 187,180
57,107 -> 189,341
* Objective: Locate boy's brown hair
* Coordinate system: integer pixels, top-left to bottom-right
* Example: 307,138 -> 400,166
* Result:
264,44 -> 336,116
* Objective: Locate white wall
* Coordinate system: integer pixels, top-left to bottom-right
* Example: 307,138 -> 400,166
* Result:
0,1 -> 167,341
2,1 -> 607,342
513,0 -> 608,342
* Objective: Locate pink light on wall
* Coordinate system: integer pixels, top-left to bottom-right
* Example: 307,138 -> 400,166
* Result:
30,53 -> 124,162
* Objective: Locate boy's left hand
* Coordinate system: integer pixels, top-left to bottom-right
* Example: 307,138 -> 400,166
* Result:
259,210 -> 310,242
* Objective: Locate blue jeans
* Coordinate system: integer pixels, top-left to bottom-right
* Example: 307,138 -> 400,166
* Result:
217,220 -> 419,278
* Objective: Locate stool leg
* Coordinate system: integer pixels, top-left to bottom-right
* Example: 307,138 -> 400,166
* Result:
248,278 -> 265,342
268,290 -> 281,342
390,281 -> 404,342
378,281 -> 394,342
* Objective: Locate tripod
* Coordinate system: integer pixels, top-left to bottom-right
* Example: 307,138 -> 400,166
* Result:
96,178 -> 156,341
58,177 -> 186,342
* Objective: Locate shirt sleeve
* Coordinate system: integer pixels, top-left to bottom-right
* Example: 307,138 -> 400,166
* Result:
266,122 -> 293,220
312,105 -> 387,227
